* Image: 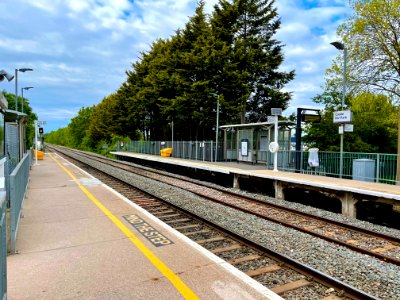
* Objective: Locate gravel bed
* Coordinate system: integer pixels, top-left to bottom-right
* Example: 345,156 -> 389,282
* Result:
201,239 -> 236,250
218,248 -> 258,260
235,258 -> 275,271
74,154 -> 400,299
190,232 -> 220,241
255,268 -> 305,287
281,282 -> 344,300
177,225 -> 204,234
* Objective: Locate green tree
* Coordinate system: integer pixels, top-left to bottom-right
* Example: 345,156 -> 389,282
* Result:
2,91 -> 37,149
68,106 -> 94,149
304,92 -> 397,153
350,92 -> 397,153
45,127 -> 72,147
230,0 -> 295,122
173,1 -> 217,140
337,0 -> 400,98
89,93 -> 120,144
332,0 -> 400,181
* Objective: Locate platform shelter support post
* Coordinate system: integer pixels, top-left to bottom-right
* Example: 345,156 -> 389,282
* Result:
274,180 -> 284,200
340,192 -> 358,218
233,174 -> 240,189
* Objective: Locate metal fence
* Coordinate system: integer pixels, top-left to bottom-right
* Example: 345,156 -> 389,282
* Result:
120,140 -> 223,162
9,152 -> 31,253
276,150 -> 398,184
0,191 -> 6,300
117,141 -> 398,185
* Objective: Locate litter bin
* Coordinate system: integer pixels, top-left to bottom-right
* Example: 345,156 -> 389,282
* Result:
33,150 -> 44,160
160,148 -> 173,157
352,159 -> 375,182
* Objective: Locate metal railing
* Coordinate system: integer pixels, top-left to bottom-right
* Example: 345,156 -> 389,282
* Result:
120,140 -> 223,162
275,150 -> 398,184
9,152 -> 31,253
0,191 -> 7,300
117,141 -> 398,184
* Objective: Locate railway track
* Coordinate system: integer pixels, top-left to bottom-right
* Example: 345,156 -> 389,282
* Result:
46,145 -> 383,299
51,145 -> 400,267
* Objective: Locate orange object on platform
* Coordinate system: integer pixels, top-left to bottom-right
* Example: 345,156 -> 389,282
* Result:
33,150 -> 44,160
160,148 -> 173,157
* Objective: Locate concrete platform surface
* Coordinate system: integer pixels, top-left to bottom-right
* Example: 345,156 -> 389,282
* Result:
7,153 -> 281,300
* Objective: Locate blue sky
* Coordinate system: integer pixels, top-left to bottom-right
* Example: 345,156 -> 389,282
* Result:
0,0 -> 350,132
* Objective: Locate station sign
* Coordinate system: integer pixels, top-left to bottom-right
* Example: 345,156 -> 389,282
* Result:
267,116 -> 278,124
344,124 -> 354,132
333,111 -> 352,124
271,108 -> 282,116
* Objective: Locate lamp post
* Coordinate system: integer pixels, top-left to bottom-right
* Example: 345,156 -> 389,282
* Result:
15,68 -> 33,112
210,93 -> 220,162
21,86 -> 34,113
331,41 -> 347,178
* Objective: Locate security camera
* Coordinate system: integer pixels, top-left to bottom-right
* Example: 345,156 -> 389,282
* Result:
0,70 -> 14,82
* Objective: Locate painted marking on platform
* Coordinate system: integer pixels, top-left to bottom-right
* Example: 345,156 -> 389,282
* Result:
49,153 -> 199,300
79,178 -> 102,186
123,214 -> 174,247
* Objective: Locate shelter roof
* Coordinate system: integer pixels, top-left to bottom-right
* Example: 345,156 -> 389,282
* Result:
5,109 -> 28,122
220,120 -> 295,130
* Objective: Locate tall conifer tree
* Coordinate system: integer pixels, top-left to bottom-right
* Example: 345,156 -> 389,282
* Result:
212,0 -> 294,123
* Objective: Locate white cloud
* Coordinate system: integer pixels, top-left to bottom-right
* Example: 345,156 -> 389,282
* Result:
67,0 -> 89,13
19,0 -> 61,14
34,107 -> 78,120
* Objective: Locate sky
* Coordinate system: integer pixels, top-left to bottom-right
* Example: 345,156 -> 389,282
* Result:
0,0 -> 351,132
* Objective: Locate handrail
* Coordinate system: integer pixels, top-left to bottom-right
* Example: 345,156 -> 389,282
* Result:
9,152 -> 31,253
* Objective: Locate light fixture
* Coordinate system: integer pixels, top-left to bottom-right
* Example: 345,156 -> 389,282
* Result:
0,69 -> 14,82
21,86 -> 34,113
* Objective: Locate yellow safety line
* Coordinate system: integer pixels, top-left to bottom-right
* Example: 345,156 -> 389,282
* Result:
49,154 -> 199,300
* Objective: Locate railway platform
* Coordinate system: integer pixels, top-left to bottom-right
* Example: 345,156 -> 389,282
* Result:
6,152 -> 280,299
111,151 -> 400,219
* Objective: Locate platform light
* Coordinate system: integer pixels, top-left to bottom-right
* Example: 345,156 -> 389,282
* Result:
330,41 -> 347,178
21,86 -> 34,113
0,69 -> 14,82
15,68 -> 33,111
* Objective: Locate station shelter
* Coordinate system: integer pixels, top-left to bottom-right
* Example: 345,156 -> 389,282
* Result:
220,121 -> 295,169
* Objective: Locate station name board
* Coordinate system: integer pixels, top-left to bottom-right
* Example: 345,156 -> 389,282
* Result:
333,110 -> 352,124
